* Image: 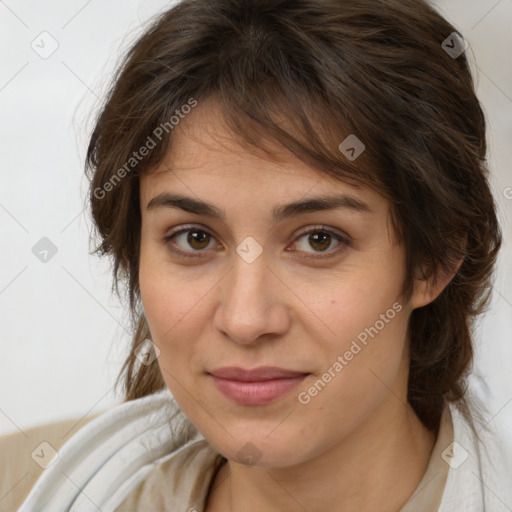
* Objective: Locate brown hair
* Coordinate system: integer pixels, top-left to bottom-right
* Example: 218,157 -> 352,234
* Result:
85,0 -> 502,432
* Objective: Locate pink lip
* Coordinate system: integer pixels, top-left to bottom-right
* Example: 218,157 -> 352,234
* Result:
208,366 -> 310,405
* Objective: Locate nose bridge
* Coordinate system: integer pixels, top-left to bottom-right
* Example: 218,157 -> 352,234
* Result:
214,243 -> 285,344
228,246 -> 272,315
229,233 -> 271,296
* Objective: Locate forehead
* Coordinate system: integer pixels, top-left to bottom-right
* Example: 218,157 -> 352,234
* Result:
139,99 -> 390,221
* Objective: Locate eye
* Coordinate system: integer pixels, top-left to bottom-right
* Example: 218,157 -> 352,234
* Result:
163,225 -> 220,258
163,224 -> 349,259
287,226 -> 349,259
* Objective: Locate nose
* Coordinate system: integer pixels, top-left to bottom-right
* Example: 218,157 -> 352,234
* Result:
213,248 -> 290,345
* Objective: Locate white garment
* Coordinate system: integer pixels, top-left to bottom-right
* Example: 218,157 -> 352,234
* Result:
18,387 -> 511,511
18,388 -> 200,512
436,403 -> 511,511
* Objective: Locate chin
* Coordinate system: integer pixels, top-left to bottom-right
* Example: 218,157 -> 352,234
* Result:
209,432 -> 310,469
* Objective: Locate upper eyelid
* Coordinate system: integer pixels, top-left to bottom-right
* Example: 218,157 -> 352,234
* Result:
165,224 -> 348,240
294,224 -> 348,240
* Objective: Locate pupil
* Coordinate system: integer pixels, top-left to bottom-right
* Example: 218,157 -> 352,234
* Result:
310,232 -> 330,251
188,230 -> 209,249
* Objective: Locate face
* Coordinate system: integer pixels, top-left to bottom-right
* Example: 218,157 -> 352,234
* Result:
139,102 -> 416,468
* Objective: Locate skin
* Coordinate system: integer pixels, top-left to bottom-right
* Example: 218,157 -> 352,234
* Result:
138,100 -> 457,512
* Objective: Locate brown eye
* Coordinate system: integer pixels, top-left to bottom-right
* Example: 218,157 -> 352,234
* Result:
163,226 -> 219,257
163,224 -> 349,260
185,230 -> 211,250
307,232 -> 332,252
288,227 -> 349,259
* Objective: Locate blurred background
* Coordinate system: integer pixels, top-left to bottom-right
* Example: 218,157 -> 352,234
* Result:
0,0 -> 511,457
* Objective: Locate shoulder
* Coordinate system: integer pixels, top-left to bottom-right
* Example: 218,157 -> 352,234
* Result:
0,412 -> 102,512
439,399 -> 512,511
14,387 -> 204,511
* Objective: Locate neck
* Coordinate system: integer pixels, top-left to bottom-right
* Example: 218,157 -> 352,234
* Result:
205,398 -> 436,512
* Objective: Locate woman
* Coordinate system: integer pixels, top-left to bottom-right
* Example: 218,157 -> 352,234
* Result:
16,0 -> 509,510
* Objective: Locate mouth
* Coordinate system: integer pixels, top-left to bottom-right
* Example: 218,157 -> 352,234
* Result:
208,366 -> 310,405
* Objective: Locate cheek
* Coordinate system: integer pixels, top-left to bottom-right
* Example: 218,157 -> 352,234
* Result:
298,262 -> 408,398
139,237 -> 192,329
303,260 -> 405,344
138,245 -> 217,379
139,245 -> 186,356
139,265 -> 203,404
294,301 -> 408,439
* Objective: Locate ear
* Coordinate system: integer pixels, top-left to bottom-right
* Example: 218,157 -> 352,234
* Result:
410,246 -> 466,310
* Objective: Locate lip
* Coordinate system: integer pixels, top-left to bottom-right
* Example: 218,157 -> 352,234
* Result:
208,366 -> 310,405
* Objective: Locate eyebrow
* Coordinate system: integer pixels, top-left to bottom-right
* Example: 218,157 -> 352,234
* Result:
146,192 -> 372,222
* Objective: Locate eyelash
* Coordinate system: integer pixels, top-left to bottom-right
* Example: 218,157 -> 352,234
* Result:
162,224 -> 350,260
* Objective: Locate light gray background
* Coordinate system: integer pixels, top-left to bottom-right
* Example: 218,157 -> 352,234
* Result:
1,0 -> 511,454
